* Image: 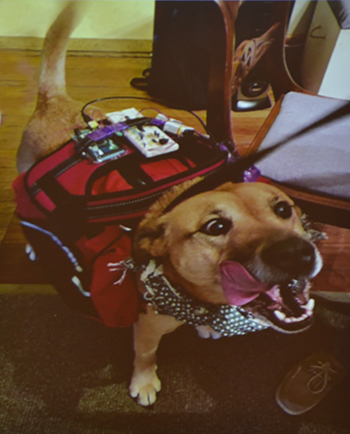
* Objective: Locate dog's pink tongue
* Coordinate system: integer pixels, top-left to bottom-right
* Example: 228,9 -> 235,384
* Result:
220,261 -> 269,306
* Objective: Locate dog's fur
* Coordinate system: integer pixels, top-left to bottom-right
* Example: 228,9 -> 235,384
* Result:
17,3 -> 323,407
16,2 -> 97,173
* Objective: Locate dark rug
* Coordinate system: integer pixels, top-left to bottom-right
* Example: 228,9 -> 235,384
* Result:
0,294 -> 349,434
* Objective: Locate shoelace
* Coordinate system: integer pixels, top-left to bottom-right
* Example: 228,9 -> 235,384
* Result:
306,362 -> 338,394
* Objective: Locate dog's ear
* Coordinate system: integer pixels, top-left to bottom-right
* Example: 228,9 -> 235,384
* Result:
133,217 -> 169,263
214,182 -> 236,193
133,179 -> 202,263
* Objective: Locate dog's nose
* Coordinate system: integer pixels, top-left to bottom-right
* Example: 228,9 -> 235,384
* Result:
261,237 -> 316,276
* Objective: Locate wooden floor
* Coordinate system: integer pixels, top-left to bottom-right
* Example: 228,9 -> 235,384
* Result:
0,42 -> 349,301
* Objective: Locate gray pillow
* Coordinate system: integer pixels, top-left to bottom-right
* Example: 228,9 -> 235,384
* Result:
255,92 -> 350,199
328,0 -> 350,29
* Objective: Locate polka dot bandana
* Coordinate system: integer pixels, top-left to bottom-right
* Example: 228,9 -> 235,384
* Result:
140,261 -> 268,337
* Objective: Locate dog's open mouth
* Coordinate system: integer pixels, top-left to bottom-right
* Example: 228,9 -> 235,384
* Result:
220,261 -> 314,333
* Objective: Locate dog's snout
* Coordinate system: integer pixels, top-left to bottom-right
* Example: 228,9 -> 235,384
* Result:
261,237 -> 316,276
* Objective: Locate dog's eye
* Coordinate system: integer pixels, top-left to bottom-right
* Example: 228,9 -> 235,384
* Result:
274,201 -> 293,219
199,218 -> 232,236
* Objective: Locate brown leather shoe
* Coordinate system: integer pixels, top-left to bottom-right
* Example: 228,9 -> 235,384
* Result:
276,351 -> 346,415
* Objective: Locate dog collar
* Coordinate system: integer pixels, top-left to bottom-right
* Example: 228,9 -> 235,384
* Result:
140,260 -> 268,337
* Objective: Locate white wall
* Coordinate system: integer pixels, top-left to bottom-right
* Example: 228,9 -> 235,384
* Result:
0,0 -> 155,40
288,0 -> 316,37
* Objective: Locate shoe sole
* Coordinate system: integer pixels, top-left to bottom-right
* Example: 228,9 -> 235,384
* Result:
275,383 -> 319,416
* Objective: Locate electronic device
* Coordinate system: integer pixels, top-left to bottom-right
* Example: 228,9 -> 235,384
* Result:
73,127 -> 131,164
123,125 -> 179,158
107,108 -> 143,124
74,107 -> 183,161
84,135 -> 130,163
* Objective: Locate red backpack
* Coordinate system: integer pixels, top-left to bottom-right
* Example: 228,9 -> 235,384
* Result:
14,106 -> 252,328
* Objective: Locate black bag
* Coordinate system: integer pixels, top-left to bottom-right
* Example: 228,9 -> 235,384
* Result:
131,1 -> 276,112
131,1 -> 211,110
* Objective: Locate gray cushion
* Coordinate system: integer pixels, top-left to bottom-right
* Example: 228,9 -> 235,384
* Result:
255,92 -> 350,200
328,0 -> 350,29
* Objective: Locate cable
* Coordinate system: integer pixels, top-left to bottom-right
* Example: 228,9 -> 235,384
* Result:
80,95 -> 213,138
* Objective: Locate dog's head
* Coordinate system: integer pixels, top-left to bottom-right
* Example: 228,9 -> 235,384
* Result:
134,181 -> 322,333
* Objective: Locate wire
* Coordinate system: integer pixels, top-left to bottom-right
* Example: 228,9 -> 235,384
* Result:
80,95 -> 212,137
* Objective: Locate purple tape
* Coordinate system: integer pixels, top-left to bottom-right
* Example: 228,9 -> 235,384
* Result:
150,118 -> 165,127
218,142 -> 261,183
87,122 -> 128,141
243,165 -> 261,183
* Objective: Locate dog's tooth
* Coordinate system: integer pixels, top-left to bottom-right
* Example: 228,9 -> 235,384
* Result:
305,298 -> 315,313
274,307 -> 312,324
274,310 -> 286,321
286,313 -> 309,323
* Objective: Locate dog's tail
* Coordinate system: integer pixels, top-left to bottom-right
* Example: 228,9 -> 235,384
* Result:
38,1 -> 84,99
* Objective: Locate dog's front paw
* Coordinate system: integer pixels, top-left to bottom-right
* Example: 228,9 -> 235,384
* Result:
129,370 -> 161,406
196,325 -> 222,339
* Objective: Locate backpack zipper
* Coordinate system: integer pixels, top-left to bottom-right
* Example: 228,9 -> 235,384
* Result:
85,158 -> 226,221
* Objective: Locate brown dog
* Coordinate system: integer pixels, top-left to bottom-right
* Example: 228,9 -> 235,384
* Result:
16,3 -> 322,407
130,181 -> 322,405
